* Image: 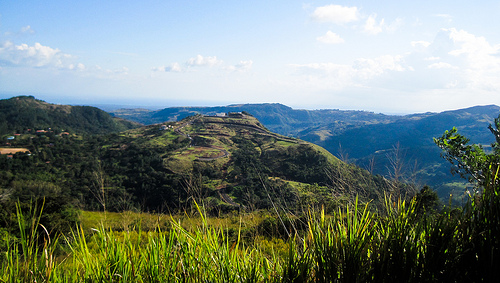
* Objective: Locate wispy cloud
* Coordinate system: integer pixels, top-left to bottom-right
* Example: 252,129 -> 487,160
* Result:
0,41 -> 133,80
186,55 -> 222,67
20,25 -> 35,35
363,14 -> 402,35
316,31 -> 344,44
411,41 -> 431,48
153,55 -> 252,73
3,25 -> 35,36
311,5 -> 402,41
311,4 -> 359,24
427,62 -> 457,69
289,54 -> 405,90
225,60 -> 253,72
364,15 -> 384,35
434,14 -> 453,23
152,62 -> 182,72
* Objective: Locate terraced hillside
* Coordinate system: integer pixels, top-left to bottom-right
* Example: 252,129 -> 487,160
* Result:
85,113 -> 393,212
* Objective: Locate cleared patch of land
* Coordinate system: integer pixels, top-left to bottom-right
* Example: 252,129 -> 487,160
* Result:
0,148 -> 30,154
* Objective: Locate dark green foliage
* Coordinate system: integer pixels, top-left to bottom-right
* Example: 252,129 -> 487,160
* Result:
414,185 -> 441,215
0,188 -> 79,240
434,115 -> 500,188
0,96 -> 139,135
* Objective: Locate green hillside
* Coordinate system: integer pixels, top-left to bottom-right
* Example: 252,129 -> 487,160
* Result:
92,113 -> 392,212
111,103 -> 500,199
0,107 -> 395,214
0,96 -> 140,136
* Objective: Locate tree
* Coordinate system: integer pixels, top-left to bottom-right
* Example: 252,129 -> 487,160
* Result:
434,114 -> 500,190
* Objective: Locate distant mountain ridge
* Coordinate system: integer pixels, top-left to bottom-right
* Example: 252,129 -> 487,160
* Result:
0,96 -> 140,135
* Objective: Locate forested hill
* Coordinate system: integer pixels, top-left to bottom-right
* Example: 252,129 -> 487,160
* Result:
0,96 -> 140,135
0,110 -> 396,215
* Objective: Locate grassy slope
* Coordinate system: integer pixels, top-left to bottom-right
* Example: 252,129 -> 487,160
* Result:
111,103 -> 500,200
100,113 -> 390,210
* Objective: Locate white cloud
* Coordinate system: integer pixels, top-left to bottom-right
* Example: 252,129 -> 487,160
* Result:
446,28 -> 498,60
316,31 -> 344,44
20,25 -> 35,34
363,14 -> 402,35
311,5 -> 359,24
434,14 -> 452,19
288,27 -> 500,98
427,62 -> 457,69
186,55 -> 222,67
152,62 -> 182,72
353,55 -> 405,77
289,54 -> 405,90
155,56 -> 252,73
410,40 -> 431,48
0,41 -> 75,69
443,28 -> 500,89
0,41 -> 131,81
68,63 -> 86,71
434,14 -> 453,23
424,56 -> 440,61
364,15 -> 384,35
225,60 -> 253,72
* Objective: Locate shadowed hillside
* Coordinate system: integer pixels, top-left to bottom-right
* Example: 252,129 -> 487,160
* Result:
0,96 -> 140,135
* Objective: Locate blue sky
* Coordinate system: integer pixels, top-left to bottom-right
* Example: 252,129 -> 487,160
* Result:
1,1 -> 500,113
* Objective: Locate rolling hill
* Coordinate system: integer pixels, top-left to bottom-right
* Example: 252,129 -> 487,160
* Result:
0,96 -> 140,136
95,113 -> 392,211
0,99 -> 395,213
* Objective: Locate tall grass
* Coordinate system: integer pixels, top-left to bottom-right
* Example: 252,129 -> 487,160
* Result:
308,198 -> 376,282
65,202 -> 279,282
1,188 -> 499,282
1,201 -> 64,282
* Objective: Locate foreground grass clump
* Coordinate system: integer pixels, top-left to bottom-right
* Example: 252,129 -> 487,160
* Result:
1,190 -> 500,282
68,204 -> 279,282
